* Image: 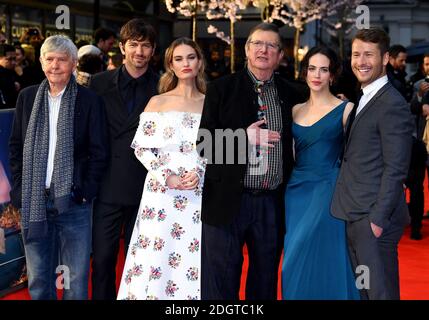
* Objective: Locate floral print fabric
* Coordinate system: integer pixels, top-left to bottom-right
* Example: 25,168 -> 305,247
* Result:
117,111 -> 205,300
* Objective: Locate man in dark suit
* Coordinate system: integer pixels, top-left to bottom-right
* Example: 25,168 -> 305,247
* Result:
94,28 -> 116,71
0,44 -> 19,109
197,23 -> 304,300
331,28 -> 414,300
89,19 -> 159,300
8,35 -> 109,299
407,84 -> 429,240
386,44 -> 411,102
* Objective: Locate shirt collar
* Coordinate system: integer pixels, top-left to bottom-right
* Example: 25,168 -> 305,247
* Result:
246,67 -> 274,87
361,75 -> 388,97
121,64 -> 152,87
48,86 -> 66,99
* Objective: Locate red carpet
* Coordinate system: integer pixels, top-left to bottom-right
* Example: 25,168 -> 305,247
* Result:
398,220 -> 429,299
2,195 -> 429,300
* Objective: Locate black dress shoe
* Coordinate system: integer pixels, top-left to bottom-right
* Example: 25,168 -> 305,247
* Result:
411,231 -> 422,240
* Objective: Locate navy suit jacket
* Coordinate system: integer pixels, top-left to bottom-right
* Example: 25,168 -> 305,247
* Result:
9,83 -> 110,209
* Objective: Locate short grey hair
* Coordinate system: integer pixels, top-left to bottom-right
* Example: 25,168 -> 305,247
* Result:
40,35 -> 78,62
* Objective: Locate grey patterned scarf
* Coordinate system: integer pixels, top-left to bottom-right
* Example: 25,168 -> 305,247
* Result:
22,76 -> 77,241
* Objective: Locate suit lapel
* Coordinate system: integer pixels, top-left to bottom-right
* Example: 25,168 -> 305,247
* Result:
274,76 -> 292,145
122,82 -> 150,132
120,72 -> 155,134
275,76 -> 288,119
239,70 -> 259,127
73,86 -> 82,142
104,69 -> 129,135
345,82 -> 391,151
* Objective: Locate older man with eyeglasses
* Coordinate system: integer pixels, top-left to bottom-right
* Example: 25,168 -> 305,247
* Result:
197,23 -> 305,300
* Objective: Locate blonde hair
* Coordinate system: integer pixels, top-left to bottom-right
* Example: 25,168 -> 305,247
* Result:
158,37 -> 206,94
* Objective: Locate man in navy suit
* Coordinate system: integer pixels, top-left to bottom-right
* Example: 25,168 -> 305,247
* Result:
9,35 -> 109,299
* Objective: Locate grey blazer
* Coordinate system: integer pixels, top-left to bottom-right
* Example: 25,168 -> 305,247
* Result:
331,82 -> 414,229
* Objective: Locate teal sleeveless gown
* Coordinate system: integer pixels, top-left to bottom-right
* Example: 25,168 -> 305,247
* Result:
282,101 -> 360,300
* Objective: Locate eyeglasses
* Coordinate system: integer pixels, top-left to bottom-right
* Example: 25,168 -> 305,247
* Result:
249,40 -> 280,51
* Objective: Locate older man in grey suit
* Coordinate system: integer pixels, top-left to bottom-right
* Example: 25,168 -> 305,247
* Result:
331,28 -> 414,300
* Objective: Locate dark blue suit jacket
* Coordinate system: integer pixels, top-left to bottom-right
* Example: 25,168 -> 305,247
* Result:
8,83 -> 110,208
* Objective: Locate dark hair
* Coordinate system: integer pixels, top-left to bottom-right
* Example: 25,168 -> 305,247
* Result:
14,45 -> 25,56
0,43 -> 15,57
78,54 -> 104,74
119,19 -> 156,47
299,46 -> 342,84
110,53 -> 123,68
94,28 -> 116,44
388,44 -> 407,58
352,28 -> 390,56
246,23 -> 283,50
423,53 -> 429,60
76,40 -> 90,49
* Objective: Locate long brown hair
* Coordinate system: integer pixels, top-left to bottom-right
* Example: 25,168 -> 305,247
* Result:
158,37 -> 206,94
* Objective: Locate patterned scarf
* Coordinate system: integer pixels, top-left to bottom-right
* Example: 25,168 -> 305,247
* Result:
21,76 -> 77,241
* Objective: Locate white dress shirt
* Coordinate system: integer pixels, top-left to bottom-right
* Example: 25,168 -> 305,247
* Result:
356,75 -> 389,116
46,87 -> 66,188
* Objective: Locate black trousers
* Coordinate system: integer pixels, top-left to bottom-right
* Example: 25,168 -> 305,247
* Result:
346,216 -> 405,300
91,200 -> 138,300
406,139 -> 427,233
201,190 -> 284,300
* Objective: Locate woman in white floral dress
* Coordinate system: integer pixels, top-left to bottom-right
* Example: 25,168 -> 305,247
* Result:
117,38 -> 206,300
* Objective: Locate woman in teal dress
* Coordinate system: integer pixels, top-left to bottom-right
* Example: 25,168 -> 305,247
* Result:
282,47 -> 360,300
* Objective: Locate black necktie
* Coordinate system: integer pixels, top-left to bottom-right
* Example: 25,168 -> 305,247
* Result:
126,79 -> 138,115
345,89 -> 363,143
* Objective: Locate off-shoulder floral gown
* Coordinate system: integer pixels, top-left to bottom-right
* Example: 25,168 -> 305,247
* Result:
117,111 -> 205,300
